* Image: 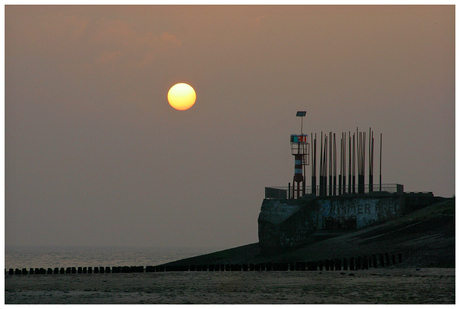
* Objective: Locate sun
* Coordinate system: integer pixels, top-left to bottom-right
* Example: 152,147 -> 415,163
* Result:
167,83 -> 196,111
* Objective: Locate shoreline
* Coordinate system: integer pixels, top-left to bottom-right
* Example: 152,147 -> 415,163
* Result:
5,267 -> 455,304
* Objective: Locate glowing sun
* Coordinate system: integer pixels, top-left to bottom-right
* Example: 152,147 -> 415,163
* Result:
167,83 -> 196,110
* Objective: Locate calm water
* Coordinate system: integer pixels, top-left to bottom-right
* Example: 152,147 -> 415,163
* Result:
5,246 -> 223,269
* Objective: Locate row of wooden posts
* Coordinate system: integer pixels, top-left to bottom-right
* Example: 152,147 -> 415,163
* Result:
6,252 -> 402,275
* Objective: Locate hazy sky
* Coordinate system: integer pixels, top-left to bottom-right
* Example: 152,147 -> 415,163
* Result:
5,5 -> 455,249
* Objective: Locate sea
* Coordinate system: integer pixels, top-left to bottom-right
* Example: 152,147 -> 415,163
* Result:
4,246 -> 224,270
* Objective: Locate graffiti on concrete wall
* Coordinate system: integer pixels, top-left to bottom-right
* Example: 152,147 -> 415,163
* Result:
318,198 -> 400,229
259,195 -> 404,251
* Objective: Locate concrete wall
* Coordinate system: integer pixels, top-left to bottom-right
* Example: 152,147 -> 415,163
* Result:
258,196 -> 319,252
317,195 -> 404,229
258,194 -> 405,252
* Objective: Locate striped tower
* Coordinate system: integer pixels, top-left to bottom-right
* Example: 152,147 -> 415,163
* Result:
294,153 -> 304,198
291,134 -> 309,199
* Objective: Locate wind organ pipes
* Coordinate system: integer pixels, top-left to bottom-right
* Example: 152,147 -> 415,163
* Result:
329,132 -> 332,196
343,133 -> 347,195
321,133 -> 328,196
288,125 -> 381,198
339,133 -> 343,195
369,128 -> 375,193
341,132 -> 346,195
380,133 -> 383,192
352,132 -> 356,194
348,132 -> 352,194
333,133 -> 337,196
357,129 -> 366,194
311,133 -> 317,195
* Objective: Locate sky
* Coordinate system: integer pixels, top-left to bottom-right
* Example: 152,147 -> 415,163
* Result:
5,5 -> 455,249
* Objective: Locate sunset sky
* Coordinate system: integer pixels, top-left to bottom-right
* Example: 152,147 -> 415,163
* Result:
5,5 -> 455,249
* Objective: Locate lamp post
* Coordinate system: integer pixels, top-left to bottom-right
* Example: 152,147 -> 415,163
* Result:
296,111 -> 306,134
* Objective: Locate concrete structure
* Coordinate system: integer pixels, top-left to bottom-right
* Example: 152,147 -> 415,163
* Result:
258,191 -> 434,253
259,116 -> 437,253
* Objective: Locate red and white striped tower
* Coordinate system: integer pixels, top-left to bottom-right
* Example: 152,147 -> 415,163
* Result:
290,111 -> 309,199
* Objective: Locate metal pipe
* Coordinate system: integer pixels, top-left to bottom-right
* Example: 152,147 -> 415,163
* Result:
357,131 -> 361,193
352,132 -> 356,194
358,131 -> 366,194
333,133 -> 337,196
325,135 -> 328,196
311,133 -> 317,195
320,132 -> 323,196
329,132 -> 332,196
348,132 -> 352,194
343,133 -> 346,195
363,131 -> 366,193
369,128 -> 374,193
379,133 -> 382,191
312,133 -> 316,195
358,131 -> 362,193
338,133 -> 342,195
323,135 -> 328,196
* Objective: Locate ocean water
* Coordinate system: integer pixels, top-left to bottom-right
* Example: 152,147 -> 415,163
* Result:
5,246 -> 223,270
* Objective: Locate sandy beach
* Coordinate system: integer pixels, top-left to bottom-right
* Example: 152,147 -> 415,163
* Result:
5,267 -> 455,304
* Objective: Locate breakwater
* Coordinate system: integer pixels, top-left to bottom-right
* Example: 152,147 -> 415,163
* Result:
6,252 -> 402,275
258,192 -> 437,253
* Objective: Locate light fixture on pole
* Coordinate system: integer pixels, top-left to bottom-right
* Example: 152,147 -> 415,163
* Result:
296,111 -> 306,135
